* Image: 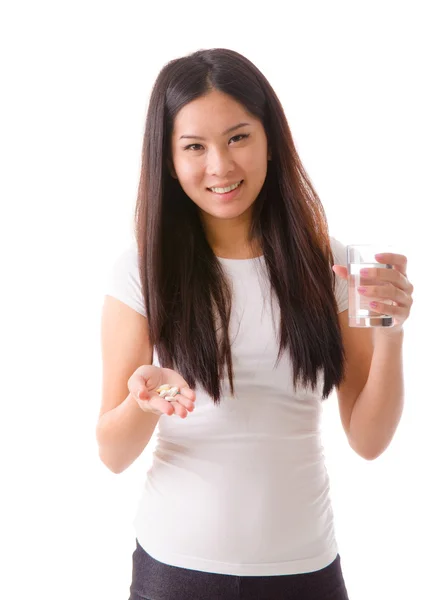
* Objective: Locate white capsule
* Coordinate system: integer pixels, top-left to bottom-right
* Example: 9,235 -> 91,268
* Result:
159,389 -> 170,398
164,396 -> 175,402
169,387 -> 179,397
156,384 -> 170,393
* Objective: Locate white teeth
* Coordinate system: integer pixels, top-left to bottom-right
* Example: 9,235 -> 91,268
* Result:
209,181 -> 242,194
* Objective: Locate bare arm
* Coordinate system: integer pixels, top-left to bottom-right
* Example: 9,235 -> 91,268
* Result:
96,391 -> 161,474
348,329 -> 405,460
96,296 -> 159,474
96,296 -> 195,473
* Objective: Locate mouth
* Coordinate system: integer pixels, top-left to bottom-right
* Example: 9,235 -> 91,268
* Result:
206,180 -> 244,196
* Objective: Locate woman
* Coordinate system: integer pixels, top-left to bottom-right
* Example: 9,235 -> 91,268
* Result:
97,48 -> 413,600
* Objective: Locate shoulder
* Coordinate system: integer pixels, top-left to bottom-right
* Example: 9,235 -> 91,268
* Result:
110,241 -> 140,273
327,236 -> 348,312
104,241 -> 146,317
329,236 -> 347,265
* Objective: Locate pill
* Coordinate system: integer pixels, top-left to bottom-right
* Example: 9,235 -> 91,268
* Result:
169,387 -> 179,397
164,396 -> 175,402
159,389 -> 170,398
156,384 -> 170,393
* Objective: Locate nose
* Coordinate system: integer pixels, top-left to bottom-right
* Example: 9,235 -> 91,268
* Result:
206,147 -> 235,179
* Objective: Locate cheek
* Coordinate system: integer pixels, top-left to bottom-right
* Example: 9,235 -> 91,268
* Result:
175,159 -> 203,188
243,149 -> 268,181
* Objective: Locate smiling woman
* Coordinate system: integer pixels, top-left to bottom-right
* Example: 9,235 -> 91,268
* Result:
134,49 -> 346,407
169,91 -> 271,255
101,47 -> 352,600
171,97 -> 270,250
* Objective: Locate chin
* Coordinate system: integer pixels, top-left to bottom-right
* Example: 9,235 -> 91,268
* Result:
207,205 -> 253,221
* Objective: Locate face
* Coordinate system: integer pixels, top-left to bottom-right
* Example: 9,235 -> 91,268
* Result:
170,90 -> 270,228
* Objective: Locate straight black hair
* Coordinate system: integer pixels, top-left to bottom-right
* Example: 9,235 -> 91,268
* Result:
134,48 -> 346,404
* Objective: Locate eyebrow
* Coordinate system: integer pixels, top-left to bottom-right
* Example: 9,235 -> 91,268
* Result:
179,122 -> 252,141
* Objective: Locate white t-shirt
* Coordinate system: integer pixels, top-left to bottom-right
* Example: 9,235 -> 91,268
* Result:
104,236 -> 349,576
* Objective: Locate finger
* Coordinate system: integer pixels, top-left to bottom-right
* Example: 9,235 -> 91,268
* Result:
136,398 -> 164,416
358,284 -> 409,306
374,253 -> 408,275
129,367 -> 160,397
137,393 -> 175,416
176,387 -> 196,401
129,375 -> 150,400
134,365 -> 162,392
367,300 -> 404,316
332,265 -> 348,279
169,401 -> 188,419
360,267 -> 410,291
170,393 -> 195,412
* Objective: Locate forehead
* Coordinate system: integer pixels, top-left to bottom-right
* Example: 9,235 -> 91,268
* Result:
172,91 -> 254,137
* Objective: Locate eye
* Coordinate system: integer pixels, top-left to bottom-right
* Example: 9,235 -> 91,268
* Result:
229,133 -> 250,143
184,143 -> 204,151
182,133 -> 250,152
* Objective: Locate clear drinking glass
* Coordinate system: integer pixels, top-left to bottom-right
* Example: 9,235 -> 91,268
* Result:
347,244 -> 394,328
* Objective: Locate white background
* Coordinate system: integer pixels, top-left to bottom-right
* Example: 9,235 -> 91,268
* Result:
1,1 -> 443,598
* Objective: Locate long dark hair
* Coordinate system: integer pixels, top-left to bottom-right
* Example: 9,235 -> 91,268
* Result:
134,48 -> 346,404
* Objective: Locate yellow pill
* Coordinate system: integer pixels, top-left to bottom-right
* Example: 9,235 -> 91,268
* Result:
156,384 -> 171,393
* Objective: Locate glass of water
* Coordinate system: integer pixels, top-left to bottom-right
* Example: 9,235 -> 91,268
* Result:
347,244 -> 395,328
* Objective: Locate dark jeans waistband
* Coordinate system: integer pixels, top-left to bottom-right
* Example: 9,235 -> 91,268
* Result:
129,539 -> 350,600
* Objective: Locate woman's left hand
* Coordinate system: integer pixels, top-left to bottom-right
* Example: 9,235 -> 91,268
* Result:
332,253 -> 414,334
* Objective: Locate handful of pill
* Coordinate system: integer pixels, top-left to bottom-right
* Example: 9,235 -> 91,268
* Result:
155,384 -> 180,402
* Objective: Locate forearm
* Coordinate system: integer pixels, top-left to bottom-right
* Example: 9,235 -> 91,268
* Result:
96,392 -> 161,474
349,329 -> 405,460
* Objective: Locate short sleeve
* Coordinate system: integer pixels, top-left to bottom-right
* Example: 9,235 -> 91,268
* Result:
104,243 -> 147,317
329,236 -> 349,314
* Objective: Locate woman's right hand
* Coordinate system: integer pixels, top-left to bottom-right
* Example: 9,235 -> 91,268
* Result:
128,365 -> 196,418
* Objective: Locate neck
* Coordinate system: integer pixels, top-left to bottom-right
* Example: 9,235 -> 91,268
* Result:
200,209 -> 261,259
213,243 -> 262,260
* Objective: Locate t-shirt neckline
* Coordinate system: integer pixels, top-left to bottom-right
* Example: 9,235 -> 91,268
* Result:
216,255 -> 264,263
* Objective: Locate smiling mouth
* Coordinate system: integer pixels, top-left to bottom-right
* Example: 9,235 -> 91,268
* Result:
207,180 -> 243,194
